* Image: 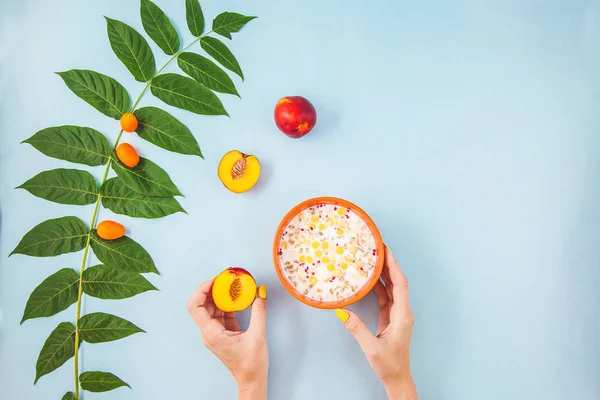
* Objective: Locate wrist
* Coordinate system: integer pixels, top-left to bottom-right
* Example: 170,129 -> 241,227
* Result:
383,376 -> 417,400
237,376 -> 268,400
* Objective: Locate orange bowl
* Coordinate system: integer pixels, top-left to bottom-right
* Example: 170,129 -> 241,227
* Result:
273,197 -> 384,309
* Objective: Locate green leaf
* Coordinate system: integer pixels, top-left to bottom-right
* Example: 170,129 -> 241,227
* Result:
177,52 -> 239,97
134,106 -> 202,156
140,0 -> 180,55
35,322 -> 76,383
79,312 -> 144,343
17,169 -> 99,206
105,17 -> 156,82
21,268 -> 79,324
150,73 -> 228,116
101,178 -> 185,219
200,37 -> 244,80
22,126 -> 111,166
83,264 -> 157,299
111,156 -> 182,197
185,0 -> 204,36
80,371 -> 130,392
62,392 -> 76,400
212,12 -> 257,40
57,70 -> 131,119
90,231 -> 158,274
11,216 -> 88,257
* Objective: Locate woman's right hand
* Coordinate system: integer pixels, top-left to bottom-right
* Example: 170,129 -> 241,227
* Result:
335,247 -> 418,400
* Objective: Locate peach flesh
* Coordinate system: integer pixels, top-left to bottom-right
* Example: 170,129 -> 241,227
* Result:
212,267 -> 257,312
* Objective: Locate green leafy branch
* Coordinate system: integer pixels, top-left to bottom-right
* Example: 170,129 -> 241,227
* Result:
10,1 -> 256,399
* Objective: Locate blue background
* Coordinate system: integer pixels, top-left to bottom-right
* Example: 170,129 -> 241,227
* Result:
1,0 -> 599,399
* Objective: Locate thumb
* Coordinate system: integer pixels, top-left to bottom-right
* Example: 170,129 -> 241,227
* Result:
336,309 -> 376,349
248,285 -> 267,335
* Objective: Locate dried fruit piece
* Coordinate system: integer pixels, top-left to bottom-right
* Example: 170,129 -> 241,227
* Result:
212,267 -> 257,312
120,112 -> 138,132
115,143 -> 140,168
96,220 -> 125,240
217,150 -> 260,193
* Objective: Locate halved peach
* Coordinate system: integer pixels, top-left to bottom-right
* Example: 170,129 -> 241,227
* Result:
212,267 -> 257,312
218,150 -> 260,193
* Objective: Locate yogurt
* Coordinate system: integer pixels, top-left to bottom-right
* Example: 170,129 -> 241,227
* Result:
277,203 -> 377,302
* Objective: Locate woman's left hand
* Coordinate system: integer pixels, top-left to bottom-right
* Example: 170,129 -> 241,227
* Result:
187,278 -> 268,400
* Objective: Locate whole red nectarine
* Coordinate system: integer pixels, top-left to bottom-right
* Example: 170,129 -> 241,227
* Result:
274,96 -> 317,138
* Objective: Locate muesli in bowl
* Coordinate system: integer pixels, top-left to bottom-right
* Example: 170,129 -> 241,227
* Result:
273,197 -> 384,309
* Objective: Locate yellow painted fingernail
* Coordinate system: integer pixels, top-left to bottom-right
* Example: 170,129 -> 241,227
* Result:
335,309 -> 349,323
385,244 -> 392,254
258,285 -> 267,299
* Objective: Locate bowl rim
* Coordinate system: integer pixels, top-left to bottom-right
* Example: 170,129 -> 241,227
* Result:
272,196 -> 384,309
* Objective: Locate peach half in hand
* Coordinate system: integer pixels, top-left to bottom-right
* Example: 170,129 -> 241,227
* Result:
218,150 -> 260,193
212,267 -> 257,312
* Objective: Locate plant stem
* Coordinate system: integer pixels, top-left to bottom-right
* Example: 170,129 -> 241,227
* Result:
129,32 -> 210,111
71,32 -> 212,400
73,156 -> 112,399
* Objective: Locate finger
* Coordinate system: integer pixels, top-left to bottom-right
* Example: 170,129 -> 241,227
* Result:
377,303 -> 391,336
381,264 -> 391,286
187,279 -> 215,307
186,279 -> 216,330
203,300 -> 229,329
186,280 -> 225,340
384,248 -> 410,304
224,312 -> 241,332
248,285 -> 267,335
204,299 -> 217,317
381,244 -> 392,284
385,247 -> 407,286
373,280 -> 388,308
335,309 -> 376,351
384,250 -> 415,329
213,308 -> 226,327
381,275 -> 393,302
373,281 -> 391,333
380,267 -> 393,300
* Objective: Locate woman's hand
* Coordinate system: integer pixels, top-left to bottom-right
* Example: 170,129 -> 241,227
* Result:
187,279 -> 268,400
336,248 -> 418,400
